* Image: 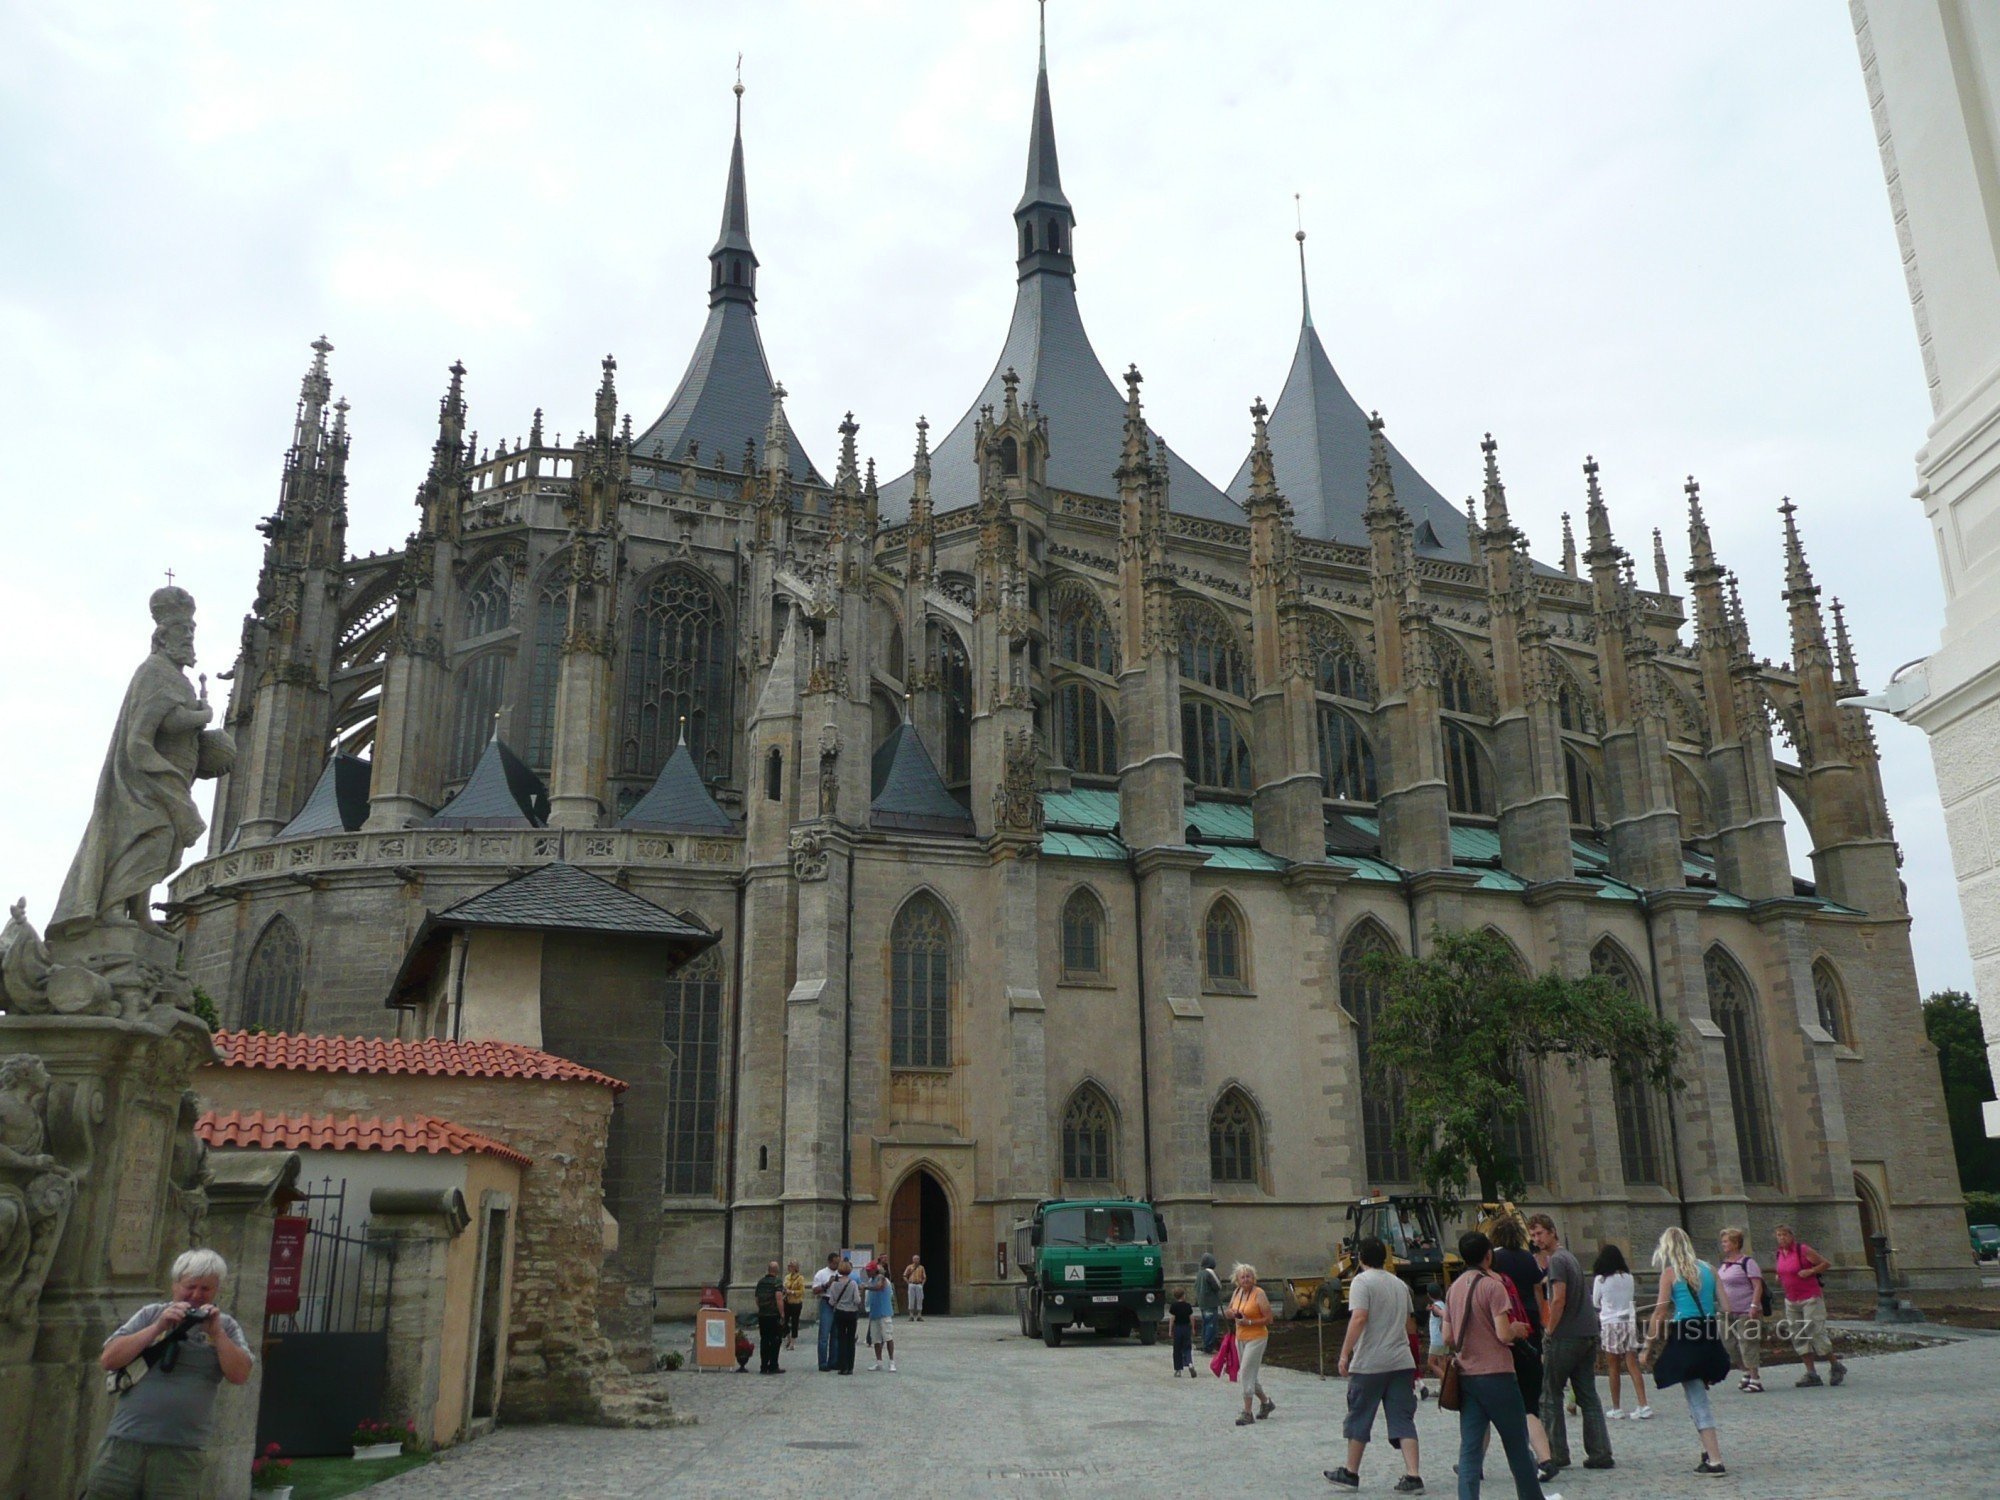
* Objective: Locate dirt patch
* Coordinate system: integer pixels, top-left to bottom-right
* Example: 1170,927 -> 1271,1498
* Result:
1828,1287 -> 2000,1332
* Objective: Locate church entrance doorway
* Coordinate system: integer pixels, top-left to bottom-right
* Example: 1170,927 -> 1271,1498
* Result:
889,1169 -> 952,1315
1855,1173 -> 1886,1277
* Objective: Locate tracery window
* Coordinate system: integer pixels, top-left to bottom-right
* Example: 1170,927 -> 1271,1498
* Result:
240,915 -> 303,1032
1209,1088 -> 1261,1185
1435,636 -> 1486,715
1054,681 -> 1118,777
462,560 -> 513,638
448,651 -> 510,782
1182,700 -> 1251,792
524,574 -> 566,771
1557,676 -> 1598,734
1565,746 -> 1600,829
890,895 -> 952,1070
1443,721 -> 1493,815
1061,1084 -> 1115,1183
662,946 -> 725,1196
621,566 -> 731,783
934,627 -> 973,788
1593,940 -> 1666,1186
1314,621 -> 1375,704
1318,704 -> 1379,803
1484,935 -> 1542,1184
1706,947 -> 1779,1187
1341,921 -> 1410,1183
1061,887 -> 1106,980
1178,603 -> 1248,697
1203,897 -> 1247,990
1053,586 -> 1118,674
1812,959 -> 1851,1048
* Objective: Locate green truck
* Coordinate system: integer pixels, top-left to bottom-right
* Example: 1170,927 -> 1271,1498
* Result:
1011,1197 -> 1167,1347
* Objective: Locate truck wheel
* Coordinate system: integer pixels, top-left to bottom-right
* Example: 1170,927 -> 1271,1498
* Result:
1137,1317 -> 1159,1346
1042,1319 -> 1062,1348
1027,1298 -> 1041,1339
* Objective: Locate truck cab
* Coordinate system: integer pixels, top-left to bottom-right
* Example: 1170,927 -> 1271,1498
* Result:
1011,1198 -> 1167,1347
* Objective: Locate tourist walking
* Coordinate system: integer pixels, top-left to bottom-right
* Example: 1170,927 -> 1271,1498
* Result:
754,1259 -> 787,1374
811,1250 -> 842,1371
829,1256 -> 864,1374
783,1260 -> 806,1350
1639,1226 -> 1730,1477
1325,1236 -> 1424,1493
1168,1286 -> 1196,1376
903,1253 -> 927,1320
1590,1244 -> 1649,1419
864,1260 -> 898,1372
1487,1220 -> 1555,1478
1716,1228 -> 1766,1392
1198,1252 -> 1225,1354
1771,1225 -> 1845,1388
1527,1214 -> 1612,1475
1225,1263 -> 1276,1427
1440,1231 -> 1559,1500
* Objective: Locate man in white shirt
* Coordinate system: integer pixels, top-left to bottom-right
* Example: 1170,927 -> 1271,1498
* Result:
1326,1237 -> 1424,1494
810,1251 -> 841,1372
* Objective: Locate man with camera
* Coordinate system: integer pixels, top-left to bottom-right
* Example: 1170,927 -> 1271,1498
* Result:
86,1248 -> 253,1498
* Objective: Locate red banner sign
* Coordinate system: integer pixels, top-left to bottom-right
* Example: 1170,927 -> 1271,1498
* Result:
266,1216 -> 310,1316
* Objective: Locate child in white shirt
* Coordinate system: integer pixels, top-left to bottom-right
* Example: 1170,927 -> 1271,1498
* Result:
1591,1242 -> 1650,1418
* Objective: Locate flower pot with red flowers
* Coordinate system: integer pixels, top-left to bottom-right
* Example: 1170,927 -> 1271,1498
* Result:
250,1442 -> 293,1497
350,1418 -> 406,1460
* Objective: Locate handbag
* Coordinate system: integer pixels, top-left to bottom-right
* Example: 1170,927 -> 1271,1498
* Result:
1438,1355 -> 1463,1411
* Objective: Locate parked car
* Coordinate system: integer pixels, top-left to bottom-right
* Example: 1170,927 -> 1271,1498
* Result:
1971,1223 -> 2000,1263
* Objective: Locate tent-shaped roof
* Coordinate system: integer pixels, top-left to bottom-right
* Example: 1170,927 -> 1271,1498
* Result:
433,860 -> 715,941
869,722 -> 975,836
277,754 -> 371,838
620,737 -> 735,833
425,736 -> 548,828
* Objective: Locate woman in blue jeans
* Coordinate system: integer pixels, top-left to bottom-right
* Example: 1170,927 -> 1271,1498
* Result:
1640,1226 -> 1729,1477
1441,1231 -> 1558,1500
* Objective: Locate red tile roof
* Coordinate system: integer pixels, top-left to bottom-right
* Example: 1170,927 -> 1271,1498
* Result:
210,1031 -> 626,1094
197,1109 -> 532,1168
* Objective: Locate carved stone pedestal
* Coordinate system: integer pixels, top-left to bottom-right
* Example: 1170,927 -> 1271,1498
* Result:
0,1007 -> 215,1500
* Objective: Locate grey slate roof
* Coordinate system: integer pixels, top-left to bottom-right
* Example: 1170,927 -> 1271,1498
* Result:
433,860 -> 716,943
278,754 -> 371,838
633,292 -> 820,482
869,722 -> 975,836
877,271 -> 1242,525
425,736 -> 549,828
1226,316 -> 1467,552
619,738 -> 735,833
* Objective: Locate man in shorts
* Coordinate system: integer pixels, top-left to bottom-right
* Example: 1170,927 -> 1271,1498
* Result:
1325,1237 -> 1424,1493
863,1260 -> 897,1372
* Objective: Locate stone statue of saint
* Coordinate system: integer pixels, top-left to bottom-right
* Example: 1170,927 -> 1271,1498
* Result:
51,588 -> 234,939
0,1055 -> 77,1322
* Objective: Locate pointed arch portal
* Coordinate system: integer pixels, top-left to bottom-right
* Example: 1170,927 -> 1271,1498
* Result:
888,1168 -> 952,1315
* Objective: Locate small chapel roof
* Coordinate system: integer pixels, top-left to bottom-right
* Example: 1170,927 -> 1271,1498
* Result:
619,733 -> 735,833
869,721 -> 975,836
431,860 -> 716,942
277,753 -> 371,838
198,1109 -> 532,1168
425,734 -> 549,828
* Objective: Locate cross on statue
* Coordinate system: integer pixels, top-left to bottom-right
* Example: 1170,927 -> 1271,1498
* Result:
164,569 -> 175,586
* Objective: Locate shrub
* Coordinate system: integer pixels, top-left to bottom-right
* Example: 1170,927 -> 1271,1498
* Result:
184,985 -> 221,1031
1965,1190 -> 2000,1226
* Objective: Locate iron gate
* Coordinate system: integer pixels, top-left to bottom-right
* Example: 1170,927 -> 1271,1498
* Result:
256,1177 -> 397,1457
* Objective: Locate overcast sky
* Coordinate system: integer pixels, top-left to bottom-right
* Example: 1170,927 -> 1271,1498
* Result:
0,2 -> 1972,997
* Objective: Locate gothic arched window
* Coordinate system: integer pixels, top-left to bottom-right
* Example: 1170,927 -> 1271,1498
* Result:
890,895 -> 953,1070
448,650 -> 509,782
524,573 -> 566,771
1061,1084 -> 1115,1184
1434,635 -> 1487,716
1203,897 -> 1248,990
1178,603 -> 1248,697
1055,681 -> 1118,778
1812,959 -> 1852,1048
1443,721 -> 1493,815
934,627 -> 973,788
1181,700 -> 1251,791
1209,1088 -> 1261,1185
1318,704 -> 1378,803
1706,947 -> 1778,1186
1314,621 -> 1375,704
1671,758 -> 1713,841
1061,887 -> 1106,980
1593,939 -> 1666,1186
622,566 -> 732,783
241,914 -> 303,1032
1557,675 -> 1598,734
1341,921 -> 1411,1183
1565,746 -> 1601,829
462,560 -> 512,638
1053,585 -> 1118,674
662,945 -> 725,1196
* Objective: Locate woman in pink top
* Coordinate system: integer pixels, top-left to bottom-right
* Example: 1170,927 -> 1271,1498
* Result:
1441,1231 -> 1557,1500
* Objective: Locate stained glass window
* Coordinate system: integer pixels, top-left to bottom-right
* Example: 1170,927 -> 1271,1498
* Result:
1593,940 -> 1666,1186
1055,681 -> 1118,777
1318,704 -> 1378,803
662,946 -> 725,1196
1061,887 -> 1105,979
1062,1085 -> 1115,1183
891,896 -> 952,1069
448,651 -> 509,782
1209,1089 -> 1260,1185
1342,922 -> 1410,1183
622,567 -> 731,783
241,915 -> 303,1032
1182,700 -> 1251,791
1706,947 -> 1778,1187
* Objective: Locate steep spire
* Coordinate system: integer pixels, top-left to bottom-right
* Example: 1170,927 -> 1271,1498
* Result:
1685,476 -> 1717,578
1118,364 -> 1150,477
1582,454 -> 1614,558
710,72 -> 758,307
1480,432 -> 1513,535
1295,197 -> 1313,330
1246,395 -> 1278,501
1561,513 -> 1578,576
1015,1 -> 1076,279
292,336 -> 334,455
594,354 -> 618,442
1364,411 -> 1400,518
427,360 -> 467,482
1779,496 -> 1817,602
1652,527 -> 1670,593
1831,597 -> 1860,693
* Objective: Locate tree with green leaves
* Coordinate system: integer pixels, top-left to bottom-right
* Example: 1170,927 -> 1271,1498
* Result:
1922,989 -> 2000,1197
1361,927 -> 1682,1212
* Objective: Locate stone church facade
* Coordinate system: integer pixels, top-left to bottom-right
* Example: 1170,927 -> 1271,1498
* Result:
171,40 -> 1968,1314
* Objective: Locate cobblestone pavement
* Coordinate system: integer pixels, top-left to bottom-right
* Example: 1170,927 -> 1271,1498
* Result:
369,1316 -> 1996,1499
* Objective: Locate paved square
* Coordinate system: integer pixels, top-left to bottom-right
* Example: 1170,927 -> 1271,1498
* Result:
370,1316 -> 1995,1498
